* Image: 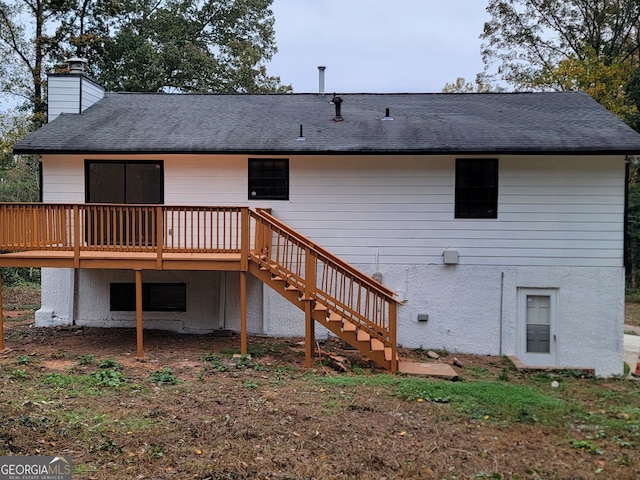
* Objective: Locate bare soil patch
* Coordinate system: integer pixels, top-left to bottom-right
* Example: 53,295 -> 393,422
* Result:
1,285 -> 640,479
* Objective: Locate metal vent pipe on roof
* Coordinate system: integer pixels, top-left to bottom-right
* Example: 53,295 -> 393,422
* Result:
318,66 -> 326,95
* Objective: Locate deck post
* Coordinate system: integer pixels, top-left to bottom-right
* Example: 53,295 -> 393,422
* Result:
304,248 -> 316,368
135,269 -> 144,358
304,300 -> 314,368
240,270 -> 247,355
0,275 -> 4,351
389,301 -> 398,373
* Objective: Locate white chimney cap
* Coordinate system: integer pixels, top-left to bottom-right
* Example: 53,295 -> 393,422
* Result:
67,57 -> 88,74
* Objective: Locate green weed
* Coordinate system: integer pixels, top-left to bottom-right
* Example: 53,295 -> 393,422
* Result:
98,358 -> 121,369
234,354 -> 264,370
200,353 -> 229,372
78,354 -> 96,365
14,355 -> 32,365
150,368 -> 179,386
10,368 -> 29,379
90,368 -> 128,388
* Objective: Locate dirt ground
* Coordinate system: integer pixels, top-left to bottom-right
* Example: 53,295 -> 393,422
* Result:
1,286 -> 640,479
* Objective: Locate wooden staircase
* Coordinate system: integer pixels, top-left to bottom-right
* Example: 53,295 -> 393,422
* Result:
247,209 -> 400,372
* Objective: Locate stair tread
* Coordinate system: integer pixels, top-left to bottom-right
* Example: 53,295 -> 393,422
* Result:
328,312 -> 342,322
342,321 -> 357,332
357,330 -> 371,342
371,338 -> 385,351
313,303 -> 328,312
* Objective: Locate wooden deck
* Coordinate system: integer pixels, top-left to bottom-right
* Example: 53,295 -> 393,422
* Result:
0,203 -> 401,372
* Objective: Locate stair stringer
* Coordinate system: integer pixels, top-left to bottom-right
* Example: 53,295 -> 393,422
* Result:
248,259 -> 397,371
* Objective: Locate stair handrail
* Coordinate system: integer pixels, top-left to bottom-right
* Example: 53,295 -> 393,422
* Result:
249,208 -> 400,302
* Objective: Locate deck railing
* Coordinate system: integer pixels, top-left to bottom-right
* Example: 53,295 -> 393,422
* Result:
0,203 -> 244,254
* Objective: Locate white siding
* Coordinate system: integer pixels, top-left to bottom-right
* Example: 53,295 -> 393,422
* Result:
42,153 -> 625,267
281,155 -> 625,268
48,77 -> 82,120
47,75 -> 104,122
80,77 -> 104,112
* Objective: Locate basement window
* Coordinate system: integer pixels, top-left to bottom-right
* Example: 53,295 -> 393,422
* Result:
110,283 -> 187,312
248,158 -> 289,200
455,158 -> 499,219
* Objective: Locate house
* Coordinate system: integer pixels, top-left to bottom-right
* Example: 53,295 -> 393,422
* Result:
3,62 -> 640,376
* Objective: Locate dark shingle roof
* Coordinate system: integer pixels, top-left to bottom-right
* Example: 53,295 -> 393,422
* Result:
13,91 -> 640,155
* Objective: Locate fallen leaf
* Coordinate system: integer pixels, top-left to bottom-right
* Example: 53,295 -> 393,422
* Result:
195,449 -> 202,455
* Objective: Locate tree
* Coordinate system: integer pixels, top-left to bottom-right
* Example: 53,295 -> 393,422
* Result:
481,0 -> 640,91
0,0 -> 288,123
0,111 -> 39,201
442,76 -> 495,93
481,0 -> 640,287
92,0 -> 289,93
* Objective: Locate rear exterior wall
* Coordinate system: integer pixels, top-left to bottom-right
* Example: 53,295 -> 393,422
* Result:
37,153 -> 626,376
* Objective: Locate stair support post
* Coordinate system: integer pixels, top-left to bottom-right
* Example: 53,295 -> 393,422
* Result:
304,247 -> 316,368
389,300 -> 398,373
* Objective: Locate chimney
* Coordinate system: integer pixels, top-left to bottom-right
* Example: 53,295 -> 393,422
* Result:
47,58 -> 105,122
318,66 -> 326,95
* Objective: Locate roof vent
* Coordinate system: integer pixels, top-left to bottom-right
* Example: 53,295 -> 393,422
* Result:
381,108 -> 394,121
297,124 -> 306,141
67,57 -> 88,74
331,93 -> 343,122
318,66 -> 326,95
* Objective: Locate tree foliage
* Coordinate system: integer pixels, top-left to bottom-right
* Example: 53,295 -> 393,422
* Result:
0,112 -> 39,201
0,0 -> 287,121
94,0 -> 288,93
481,0 -> 640,287
441,76 -> 494,93
481,0 -> 640,91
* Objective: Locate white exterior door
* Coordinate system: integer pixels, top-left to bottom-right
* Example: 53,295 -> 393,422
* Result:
517,288 -> 557,367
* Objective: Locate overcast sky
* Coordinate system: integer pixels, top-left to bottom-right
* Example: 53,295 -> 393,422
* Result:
266,0 -> 491,93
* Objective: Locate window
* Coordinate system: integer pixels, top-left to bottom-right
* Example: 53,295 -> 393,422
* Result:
517,288 -> 558,366
455,159 -> 498,219
525,295 -> 551,353
110,283 -> 187,312
248,158 -> 289,200
86,160 -> 163,204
